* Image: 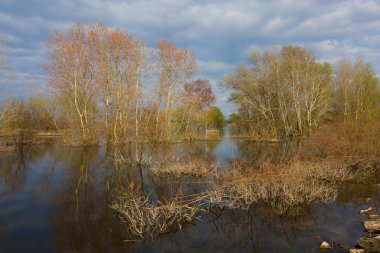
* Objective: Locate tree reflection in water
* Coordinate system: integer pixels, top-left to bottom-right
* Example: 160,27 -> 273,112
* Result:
0,140 -> 378,252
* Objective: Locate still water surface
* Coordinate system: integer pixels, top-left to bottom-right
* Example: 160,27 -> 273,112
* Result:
0,136 -> 379,253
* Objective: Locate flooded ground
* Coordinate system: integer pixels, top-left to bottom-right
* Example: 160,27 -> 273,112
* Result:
0,135 -> 379,252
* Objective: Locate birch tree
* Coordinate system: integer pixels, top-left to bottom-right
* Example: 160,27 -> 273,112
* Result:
47,23 -> 145,144
335,57 -> 379,122
96,26 -> 145,143
155,40 -> 196,140
47,22 -> 100,144
222,45 -> 333,137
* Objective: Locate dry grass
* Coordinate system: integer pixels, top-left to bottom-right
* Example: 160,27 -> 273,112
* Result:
110,185 -> 202,239
309,158 -> 376,183
207,159 -> 376,214
149,157 -> 213,178
111,155 -> 379,239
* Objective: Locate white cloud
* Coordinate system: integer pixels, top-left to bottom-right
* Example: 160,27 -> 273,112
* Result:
0,0 -> 380,114
309,40 -> 380,69
198,60 -> 235,74
0,33 -> 20,44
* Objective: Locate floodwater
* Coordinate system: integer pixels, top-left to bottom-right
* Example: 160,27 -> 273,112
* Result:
0,132 -> 379,253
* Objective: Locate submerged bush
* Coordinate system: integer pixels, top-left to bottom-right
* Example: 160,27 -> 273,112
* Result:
149,158 -> 213,178
111,157 -> 378,239
208,159 -> 376,215
110,185 -> 202,239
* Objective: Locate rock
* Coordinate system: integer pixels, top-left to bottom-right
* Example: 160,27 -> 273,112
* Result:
320,241 -> 332,249
364,220 -> 380,233
349,249 -> 365,253
360,207 -> 374,214
368,214 -> 380,219
358,237 -> 380,253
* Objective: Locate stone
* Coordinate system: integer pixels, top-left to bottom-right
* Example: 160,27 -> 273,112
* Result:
349,249 -> 365,253
358,237 -> 380,253
364,220 -> 380,233
320,241 -> 332,249
360,207 -> 374,214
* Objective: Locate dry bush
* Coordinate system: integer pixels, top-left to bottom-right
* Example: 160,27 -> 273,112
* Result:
302,122 -> 380,160
110,185 -> 201,239
150,157 -> 213,178
209,175 -> 335,215
112,157 -> 379,238
309,159 -> 376,183
207,159 -> 376,215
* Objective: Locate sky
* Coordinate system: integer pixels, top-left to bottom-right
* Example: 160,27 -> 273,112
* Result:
0,0 -> 380,115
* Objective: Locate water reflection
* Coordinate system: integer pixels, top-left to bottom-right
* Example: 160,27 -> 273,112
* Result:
0,146 -> 37,192
0,139 -> 378,252
46,147 -> 123,252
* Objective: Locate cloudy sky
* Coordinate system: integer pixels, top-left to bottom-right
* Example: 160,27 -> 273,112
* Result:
1,0 -> 380,114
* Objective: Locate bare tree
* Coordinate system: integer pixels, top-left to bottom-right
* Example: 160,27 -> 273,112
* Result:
154,40 -> 197,140
335,57 -> 379,122
222,45 -> 333,138
182,79 -> 216,137
47,23 -> 146,144
47,22 -> 100,144
281,45 -> 333,134
96,26 -> 145,143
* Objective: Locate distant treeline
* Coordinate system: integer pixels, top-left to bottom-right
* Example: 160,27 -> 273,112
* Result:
0,22 -> 225,145
223,46 -> 379,138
